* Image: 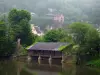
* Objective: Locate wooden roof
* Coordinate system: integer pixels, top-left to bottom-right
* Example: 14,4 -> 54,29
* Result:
28,42 -> 67,51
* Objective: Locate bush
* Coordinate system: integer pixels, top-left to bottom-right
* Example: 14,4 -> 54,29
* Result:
86,59 -> 100,68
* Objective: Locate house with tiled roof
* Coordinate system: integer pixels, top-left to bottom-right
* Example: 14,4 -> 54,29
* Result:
27,42 -> 76,64
27,42 -> 67,59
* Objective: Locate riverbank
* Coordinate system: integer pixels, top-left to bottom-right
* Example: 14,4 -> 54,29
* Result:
86,59 -> 100,68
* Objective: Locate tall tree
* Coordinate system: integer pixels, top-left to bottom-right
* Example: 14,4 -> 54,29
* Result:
0,20 -> 15,56
68,22 -> 100,54
8,9 -> 34,46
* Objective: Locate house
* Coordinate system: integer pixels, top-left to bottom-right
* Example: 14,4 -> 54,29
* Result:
27,42 -> 76,64
31,24 -> 44,36
27,42 -> 67,58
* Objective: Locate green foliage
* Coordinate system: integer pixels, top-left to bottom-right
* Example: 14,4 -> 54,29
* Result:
61,43 -> 76,54
0,20 -> 15,56
58,46 -> 66,51
85,27 -> 100,54
0,8 -> 36,56
8,9 -> 34,46
87,59 -> 100,68
44,28 -> 69,42
68,22 -> 100,59
35,36 -> 44,42
18,46 -> 27,55
17,19 -> 34,46
8,8 -> 31,25
69,22 -> 93,45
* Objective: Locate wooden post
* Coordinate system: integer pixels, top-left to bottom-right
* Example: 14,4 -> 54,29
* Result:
27,56 -> 31,61
38,55 -> 41,65
16,38 -> 21,56
48,55 -> 52,67
61,53 -> 64,63
61,53 -> 64,68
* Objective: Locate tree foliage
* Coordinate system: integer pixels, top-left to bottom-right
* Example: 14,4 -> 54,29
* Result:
0,21 -> 15,56
68,22 -> 100,55
44,29 -> 69,42
69,22 -> 92,45
8,8 -> 31,25
8,9 -> 34,46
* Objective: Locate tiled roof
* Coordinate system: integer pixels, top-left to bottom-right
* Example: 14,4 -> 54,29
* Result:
28,42 -> 67,51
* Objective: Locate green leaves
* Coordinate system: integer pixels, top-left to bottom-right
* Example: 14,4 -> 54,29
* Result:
8,8 -> 31,25
69,22 -> 92,45
68,22 -> 100,55
0,20 -> 15,56
8,9 -> 34,46
44,29 -> 69,42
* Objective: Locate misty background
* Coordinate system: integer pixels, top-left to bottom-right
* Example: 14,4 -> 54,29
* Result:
0,0 -> 99,30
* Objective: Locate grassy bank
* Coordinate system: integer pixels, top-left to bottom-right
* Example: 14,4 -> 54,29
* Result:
86,59 -> 100,68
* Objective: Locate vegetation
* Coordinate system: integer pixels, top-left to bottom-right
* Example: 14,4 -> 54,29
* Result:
8,9 -> 35,46
58,46 -> 66,51
44,29 -> 69,42
0,7 -> 100,68
66,22 -> 100,64
87,59 -> 100,68
0,20 -> 15,56
43,22 -> 100,62
0,8 -> 36,56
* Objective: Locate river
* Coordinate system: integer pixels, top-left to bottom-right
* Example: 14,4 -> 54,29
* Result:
0,58 -> 100,75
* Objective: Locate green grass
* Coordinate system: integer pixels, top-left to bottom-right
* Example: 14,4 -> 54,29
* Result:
86,59 -> 100,68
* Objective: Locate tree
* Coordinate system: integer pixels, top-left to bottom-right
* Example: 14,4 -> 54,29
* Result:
17,19 -> 34,46
8,9 -> 34,46
68,22 -> 100,55
85,27 -> 100,55
0,20 -> 15,56
44,29 -> 69,42
66,22 -> 100,64
68,22 -> 92,45
8,8 -> 31,25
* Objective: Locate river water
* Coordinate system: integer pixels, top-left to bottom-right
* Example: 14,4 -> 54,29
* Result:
0,59 -> 100,75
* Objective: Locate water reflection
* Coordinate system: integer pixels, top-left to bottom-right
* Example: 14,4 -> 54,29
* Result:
0,59 -> 100,75
0,60 -> 16,75
0,60 -> 33,75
